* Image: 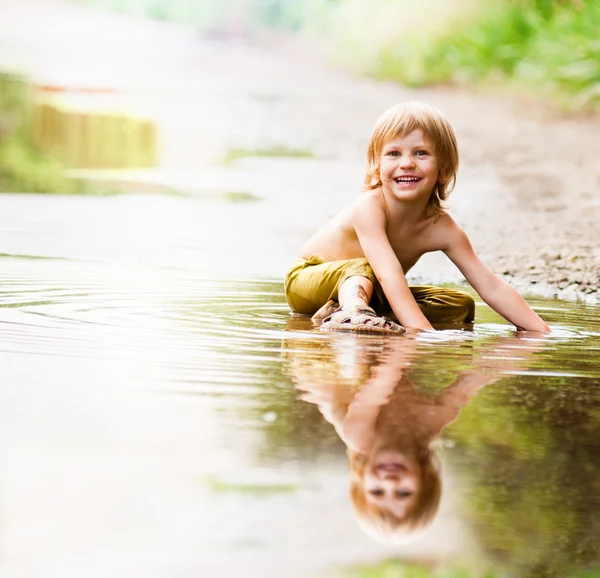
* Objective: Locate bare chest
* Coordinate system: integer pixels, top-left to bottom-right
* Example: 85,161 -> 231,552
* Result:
386,225 -> 440,272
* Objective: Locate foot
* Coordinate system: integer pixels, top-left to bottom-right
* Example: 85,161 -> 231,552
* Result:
311,300 -> 339,323
320,306 -> 405,334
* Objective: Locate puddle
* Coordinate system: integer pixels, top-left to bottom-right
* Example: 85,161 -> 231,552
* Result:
1,5 -> 599,575
0,192 -> 599,577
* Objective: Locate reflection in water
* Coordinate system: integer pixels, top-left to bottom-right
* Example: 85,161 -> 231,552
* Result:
285,329 -> 547,544
2,252 -> 600,577
448,364 -> 600,577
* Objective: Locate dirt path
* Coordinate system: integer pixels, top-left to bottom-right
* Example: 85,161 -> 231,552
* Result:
1,0 -> 598,302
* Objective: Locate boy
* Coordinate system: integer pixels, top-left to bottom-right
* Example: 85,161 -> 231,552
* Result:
285,101 -> 549,333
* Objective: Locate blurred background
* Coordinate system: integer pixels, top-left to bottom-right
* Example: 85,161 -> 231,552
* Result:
2,0 -> 599,198
1,2 -> 600,578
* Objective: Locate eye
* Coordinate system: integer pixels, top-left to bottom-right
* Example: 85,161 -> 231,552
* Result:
368,489 -> 385,497
416,150 -> 429,157
395,490 -> 414,498
386,150 -> 400,156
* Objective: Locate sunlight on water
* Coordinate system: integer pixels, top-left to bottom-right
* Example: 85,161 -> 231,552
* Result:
1,1 -> 599,575
1,240 -> 600,577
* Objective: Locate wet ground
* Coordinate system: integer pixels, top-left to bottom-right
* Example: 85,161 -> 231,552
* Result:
1,2 -> 600,577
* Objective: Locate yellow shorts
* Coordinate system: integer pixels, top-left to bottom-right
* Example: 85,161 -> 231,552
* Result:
284,255 -> 475,324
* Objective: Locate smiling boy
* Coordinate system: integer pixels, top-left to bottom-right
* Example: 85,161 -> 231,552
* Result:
285,101 -> 549,333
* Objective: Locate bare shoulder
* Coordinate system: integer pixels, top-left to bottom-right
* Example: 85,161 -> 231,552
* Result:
429,212 -> 469,252
351,190 -> 388,228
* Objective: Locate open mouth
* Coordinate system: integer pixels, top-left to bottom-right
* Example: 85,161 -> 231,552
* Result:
394,177 -> 422,184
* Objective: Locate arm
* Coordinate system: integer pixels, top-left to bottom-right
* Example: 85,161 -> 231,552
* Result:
342,340 -> 417,452
440,332 -> 549,405
353,197 -> 434,330
294,351 -> 410,453
444,222 -> 550,332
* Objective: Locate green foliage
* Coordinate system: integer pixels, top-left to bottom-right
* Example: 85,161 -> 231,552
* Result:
223,146 -> 314,165
338,559 -> 498,578
0,73 -> 83,194
219,190 -> 261,202
0,139 -> 83,194
328,0 -> 600,109
419,0 -> 600,106
75,0 -> 600,108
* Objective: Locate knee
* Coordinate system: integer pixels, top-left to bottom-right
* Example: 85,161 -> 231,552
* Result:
425,289 -> 475,324
459,292 -> 476,323
446,290 -> 475,323
285,286 -> 320,315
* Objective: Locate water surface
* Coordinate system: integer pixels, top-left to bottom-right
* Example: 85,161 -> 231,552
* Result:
1,193 -> 600,578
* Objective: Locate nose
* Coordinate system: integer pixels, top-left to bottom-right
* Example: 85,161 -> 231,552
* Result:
399,154 -> 415,169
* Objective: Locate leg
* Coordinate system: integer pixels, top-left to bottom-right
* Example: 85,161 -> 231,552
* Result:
338,276 -> 374,311
322,275 -> 403,333
409,286 -> 475,325
311,275 -> 374,322
285,257 -> 382,316
285,256 -> 402,332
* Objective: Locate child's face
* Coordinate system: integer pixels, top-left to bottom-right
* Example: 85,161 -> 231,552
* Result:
379,129 -> 440,204
363,449 -> 421,518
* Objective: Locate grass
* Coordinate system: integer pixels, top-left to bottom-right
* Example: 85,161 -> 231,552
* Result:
0,252 -> 71,260
339,560 -> 600,578
223,146 -> 314,165
220,190 -> 261,202
337,559 -> 498,578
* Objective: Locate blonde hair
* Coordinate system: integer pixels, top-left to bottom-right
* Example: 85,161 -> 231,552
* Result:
364,101 -> 459,217
348,448 -> 442,543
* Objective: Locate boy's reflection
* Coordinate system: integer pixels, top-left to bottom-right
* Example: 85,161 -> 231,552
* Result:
285,331 -> 544,542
